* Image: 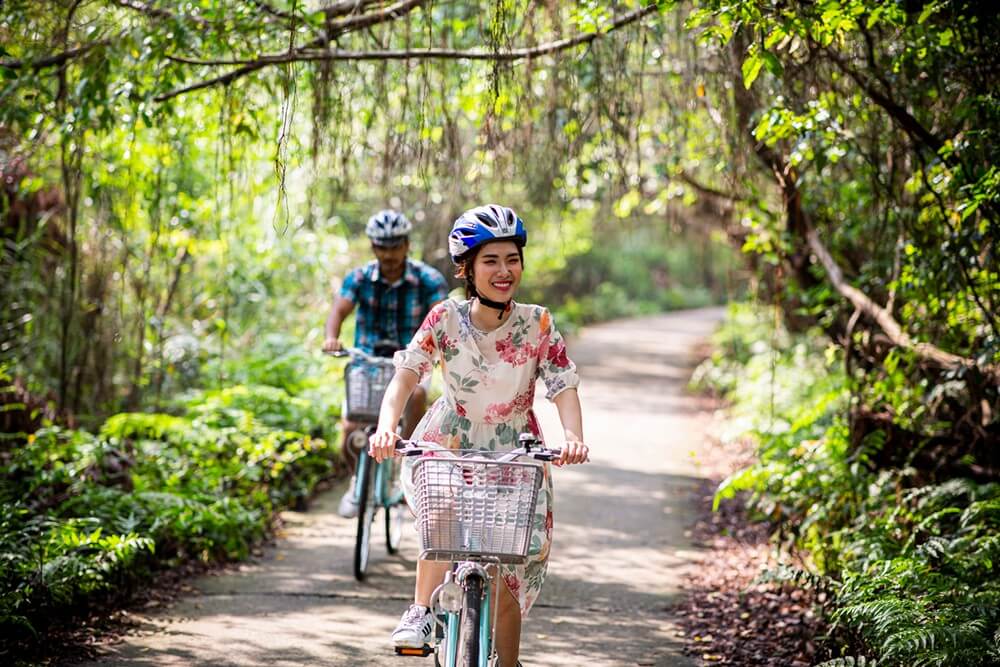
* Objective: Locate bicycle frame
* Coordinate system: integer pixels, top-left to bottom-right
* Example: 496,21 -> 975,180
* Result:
353,446 -> 406,511
328,345 -> 406,581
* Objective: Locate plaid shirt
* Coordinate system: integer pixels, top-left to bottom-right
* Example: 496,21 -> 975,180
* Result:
339,258 -> 449,354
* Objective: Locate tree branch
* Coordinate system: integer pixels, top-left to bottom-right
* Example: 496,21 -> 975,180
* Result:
245,0 -> 300,23
2,0 -> 214,71
323,0 -> 426,37
823,47 -> 944,154
155,3 -> 657,102
322,0 -> 387,20
674,169 -> 744,205
1,41 -> 108,70
110,0 -> 210,29
154,0 -> 428,102
806,226 -> 1000,382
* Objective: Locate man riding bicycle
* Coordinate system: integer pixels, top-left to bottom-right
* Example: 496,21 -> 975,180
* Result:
323,209 -> 449,518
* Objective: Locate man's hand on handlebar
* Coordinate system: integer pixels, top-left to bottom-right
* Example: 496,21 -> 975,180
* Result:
369,428 -> 401,463
323,338 -> 343,353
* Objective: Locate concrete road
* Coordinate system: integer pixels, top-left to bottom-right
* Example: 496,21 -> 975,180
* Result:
82,307 -> 724,667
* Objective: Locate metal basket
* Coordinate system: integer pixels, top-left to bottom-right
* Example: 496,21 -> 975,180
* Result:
343,357 -> 395,422
411,456 -> 544,564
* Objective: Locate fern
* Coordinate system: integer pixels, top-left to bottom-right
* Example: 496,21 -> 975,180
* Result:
815,657 -> 878,667
696,306 -> 1000,667
756,562 -> 836,594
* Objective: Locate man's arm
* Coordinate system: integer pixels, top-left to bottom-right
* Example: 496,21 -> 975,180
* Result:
424,265 -> 451,310
323,296 -> 355,352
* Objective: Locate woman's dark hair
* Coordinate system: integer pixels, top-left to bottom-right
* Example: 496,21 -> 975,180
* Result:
454,241 -> 524,299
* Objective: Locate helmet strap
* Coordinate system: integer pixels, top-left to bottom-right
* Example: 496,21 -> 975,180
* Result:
476,295 -> 511,320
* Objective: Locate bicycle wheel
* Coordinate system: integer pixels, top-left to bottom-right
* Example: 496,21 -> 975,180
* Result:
459,575 -> 483,667
353,452 -> 375,581
384,458 -> 405,554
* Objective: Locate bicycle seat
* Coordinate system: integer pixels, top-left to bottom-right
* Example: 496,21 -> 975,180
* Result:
372,339 -> 402,358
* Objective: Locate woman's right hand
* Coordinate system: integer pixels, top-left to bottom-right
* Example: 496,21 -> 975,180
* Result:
369,428 -> 401,463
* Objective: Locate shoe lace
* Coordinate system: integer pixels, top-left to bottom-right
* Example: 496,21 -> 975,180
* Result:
402,605 -> 428,625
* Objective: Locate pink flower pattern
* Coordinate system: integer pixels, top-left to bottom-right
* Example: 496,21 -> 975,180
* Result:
546,339 -> 570,368
503,572 -> 521,600
495,333 -> 537,366
483,387 -> 535,424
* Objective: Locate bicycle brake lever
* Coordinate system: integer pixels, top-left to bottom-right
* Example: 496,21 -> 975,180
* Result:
394,441 -> 425,457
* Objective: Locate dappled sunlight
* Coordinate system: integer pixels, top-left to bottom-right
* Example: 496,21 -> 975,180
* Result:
522,605 -> 689,666
69,310 -> 719,666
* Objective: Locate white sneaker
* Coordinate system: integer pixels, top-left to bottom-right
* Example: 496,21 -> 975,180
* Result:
337,482 -> 359,518
391,604 -> 433,648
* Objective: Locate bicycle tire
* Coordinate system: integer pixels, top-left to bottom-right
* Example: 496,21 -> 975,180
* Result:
353,453 -> 375,581
385,458 -> 405,554
459,575 -> 483,667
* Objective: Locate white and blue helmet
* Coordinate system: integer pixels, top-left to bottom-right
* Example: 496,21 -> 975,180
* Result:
448,205 -> 527,264
365,209 -> 412,247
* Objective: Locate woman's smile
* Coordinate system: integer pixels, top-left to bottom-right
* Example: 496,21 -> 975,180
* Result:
473,240 -> 523,301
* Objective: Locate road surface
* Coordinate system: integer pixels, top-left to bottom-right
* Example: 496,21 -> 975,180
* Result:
82,307 -> 725,667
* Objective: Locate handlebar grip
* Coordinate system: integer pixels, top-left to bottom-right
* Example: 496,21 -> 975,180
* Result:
327,350 -> 349,358
531,448 -> 561,462
394,440 -> 424,457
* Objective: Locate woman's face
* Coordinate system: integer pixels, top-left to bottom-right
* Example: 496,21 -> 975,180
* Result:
472,240 -> 522,302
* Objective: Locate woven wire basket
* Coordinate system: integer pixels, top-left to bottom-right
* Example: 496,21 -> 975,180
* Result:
343,358 -> 395,422
411,456 -> 544,564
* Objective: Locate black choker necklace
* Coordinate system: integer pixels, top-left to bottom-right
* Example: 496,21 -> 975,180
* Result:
477,295 -> 511,320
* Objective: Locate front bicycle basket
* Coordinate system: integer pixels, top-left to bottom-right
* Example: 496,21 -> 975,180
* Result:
411,457 -> 544,564
343,358 -> 395,422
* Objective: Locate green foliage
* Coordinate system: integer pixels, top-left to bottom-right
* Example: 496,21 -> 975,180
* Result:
525,225 -> 737,329
699,305 -> 1000,666
181,384 -> 333,439
0,391 -> 338,637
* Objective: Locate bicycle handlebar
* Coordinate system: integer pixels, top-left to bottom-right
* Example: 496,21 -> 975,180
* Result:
323,347 -> 393,364
391,435 -> 562,462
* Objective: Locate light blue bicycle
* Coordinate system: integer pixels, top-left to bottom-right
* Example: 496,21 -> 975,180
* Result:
393,434 -> 559,667
330,346 -> 408,581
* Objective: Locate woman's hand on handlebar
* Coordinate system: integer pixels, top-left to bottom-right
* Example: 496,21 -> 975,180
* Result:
322,338 -> 343,353
369,428 -> 401,463
555,440 -> 589,466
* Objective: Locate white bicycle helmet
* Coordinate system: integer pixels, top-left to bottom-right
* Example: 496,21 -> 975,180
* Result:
365,209 -> 413,247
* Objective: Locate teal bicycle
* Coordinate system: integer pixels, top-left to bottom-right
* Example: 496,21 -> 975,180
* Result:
331,346 -> 408,581
393,434 -> 559,667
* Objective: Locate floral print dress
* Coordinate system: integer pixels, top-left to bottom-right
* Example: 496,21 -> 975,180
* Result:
394,298 -> 580,614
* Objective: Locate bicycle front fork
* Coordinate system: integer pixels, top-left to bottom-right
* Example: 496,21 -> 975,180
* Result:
431,564 -> 494,667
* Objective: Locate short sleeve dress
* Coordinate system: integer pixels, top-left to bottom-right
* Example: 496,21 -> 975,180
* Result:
394,298 -> 580,614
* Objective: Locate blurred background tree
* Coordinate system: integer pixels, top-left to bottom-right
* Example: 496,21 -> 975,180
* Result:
1,0 -> 739,426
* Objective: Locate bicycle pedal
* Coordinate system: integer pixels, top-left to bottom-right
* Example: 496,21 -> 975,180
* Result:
394,645 -> 434,657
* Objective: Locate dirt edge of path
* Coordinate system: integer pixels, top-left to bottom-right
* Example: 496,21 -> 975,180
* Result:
669,396 -> 827,666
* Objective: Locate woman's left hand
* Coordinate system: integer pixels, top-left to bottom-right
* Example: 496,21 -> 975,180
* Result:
555,440 -> 589,466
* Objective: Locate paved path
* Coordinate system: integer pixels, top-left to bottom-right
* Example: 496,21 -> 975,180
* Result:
83,307 -> 725,667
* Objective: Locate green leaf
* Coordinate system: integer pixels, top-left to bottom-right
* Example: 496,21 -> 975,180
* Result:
742,52 -> 764,89
762,51 -> 783,77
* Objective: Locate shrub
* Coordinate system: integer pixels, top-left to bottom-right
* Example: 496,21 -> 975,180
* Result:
0,399 -> 338,638
698,304 -> 1000,666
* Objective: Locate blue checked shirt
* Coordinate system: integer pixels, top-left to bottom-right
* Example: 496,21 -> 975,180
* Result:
339,258 -> 449,354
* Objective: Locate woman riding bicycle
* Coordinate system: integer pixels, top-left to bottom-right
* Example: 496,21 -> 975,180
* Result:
369,204 -> 589,667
